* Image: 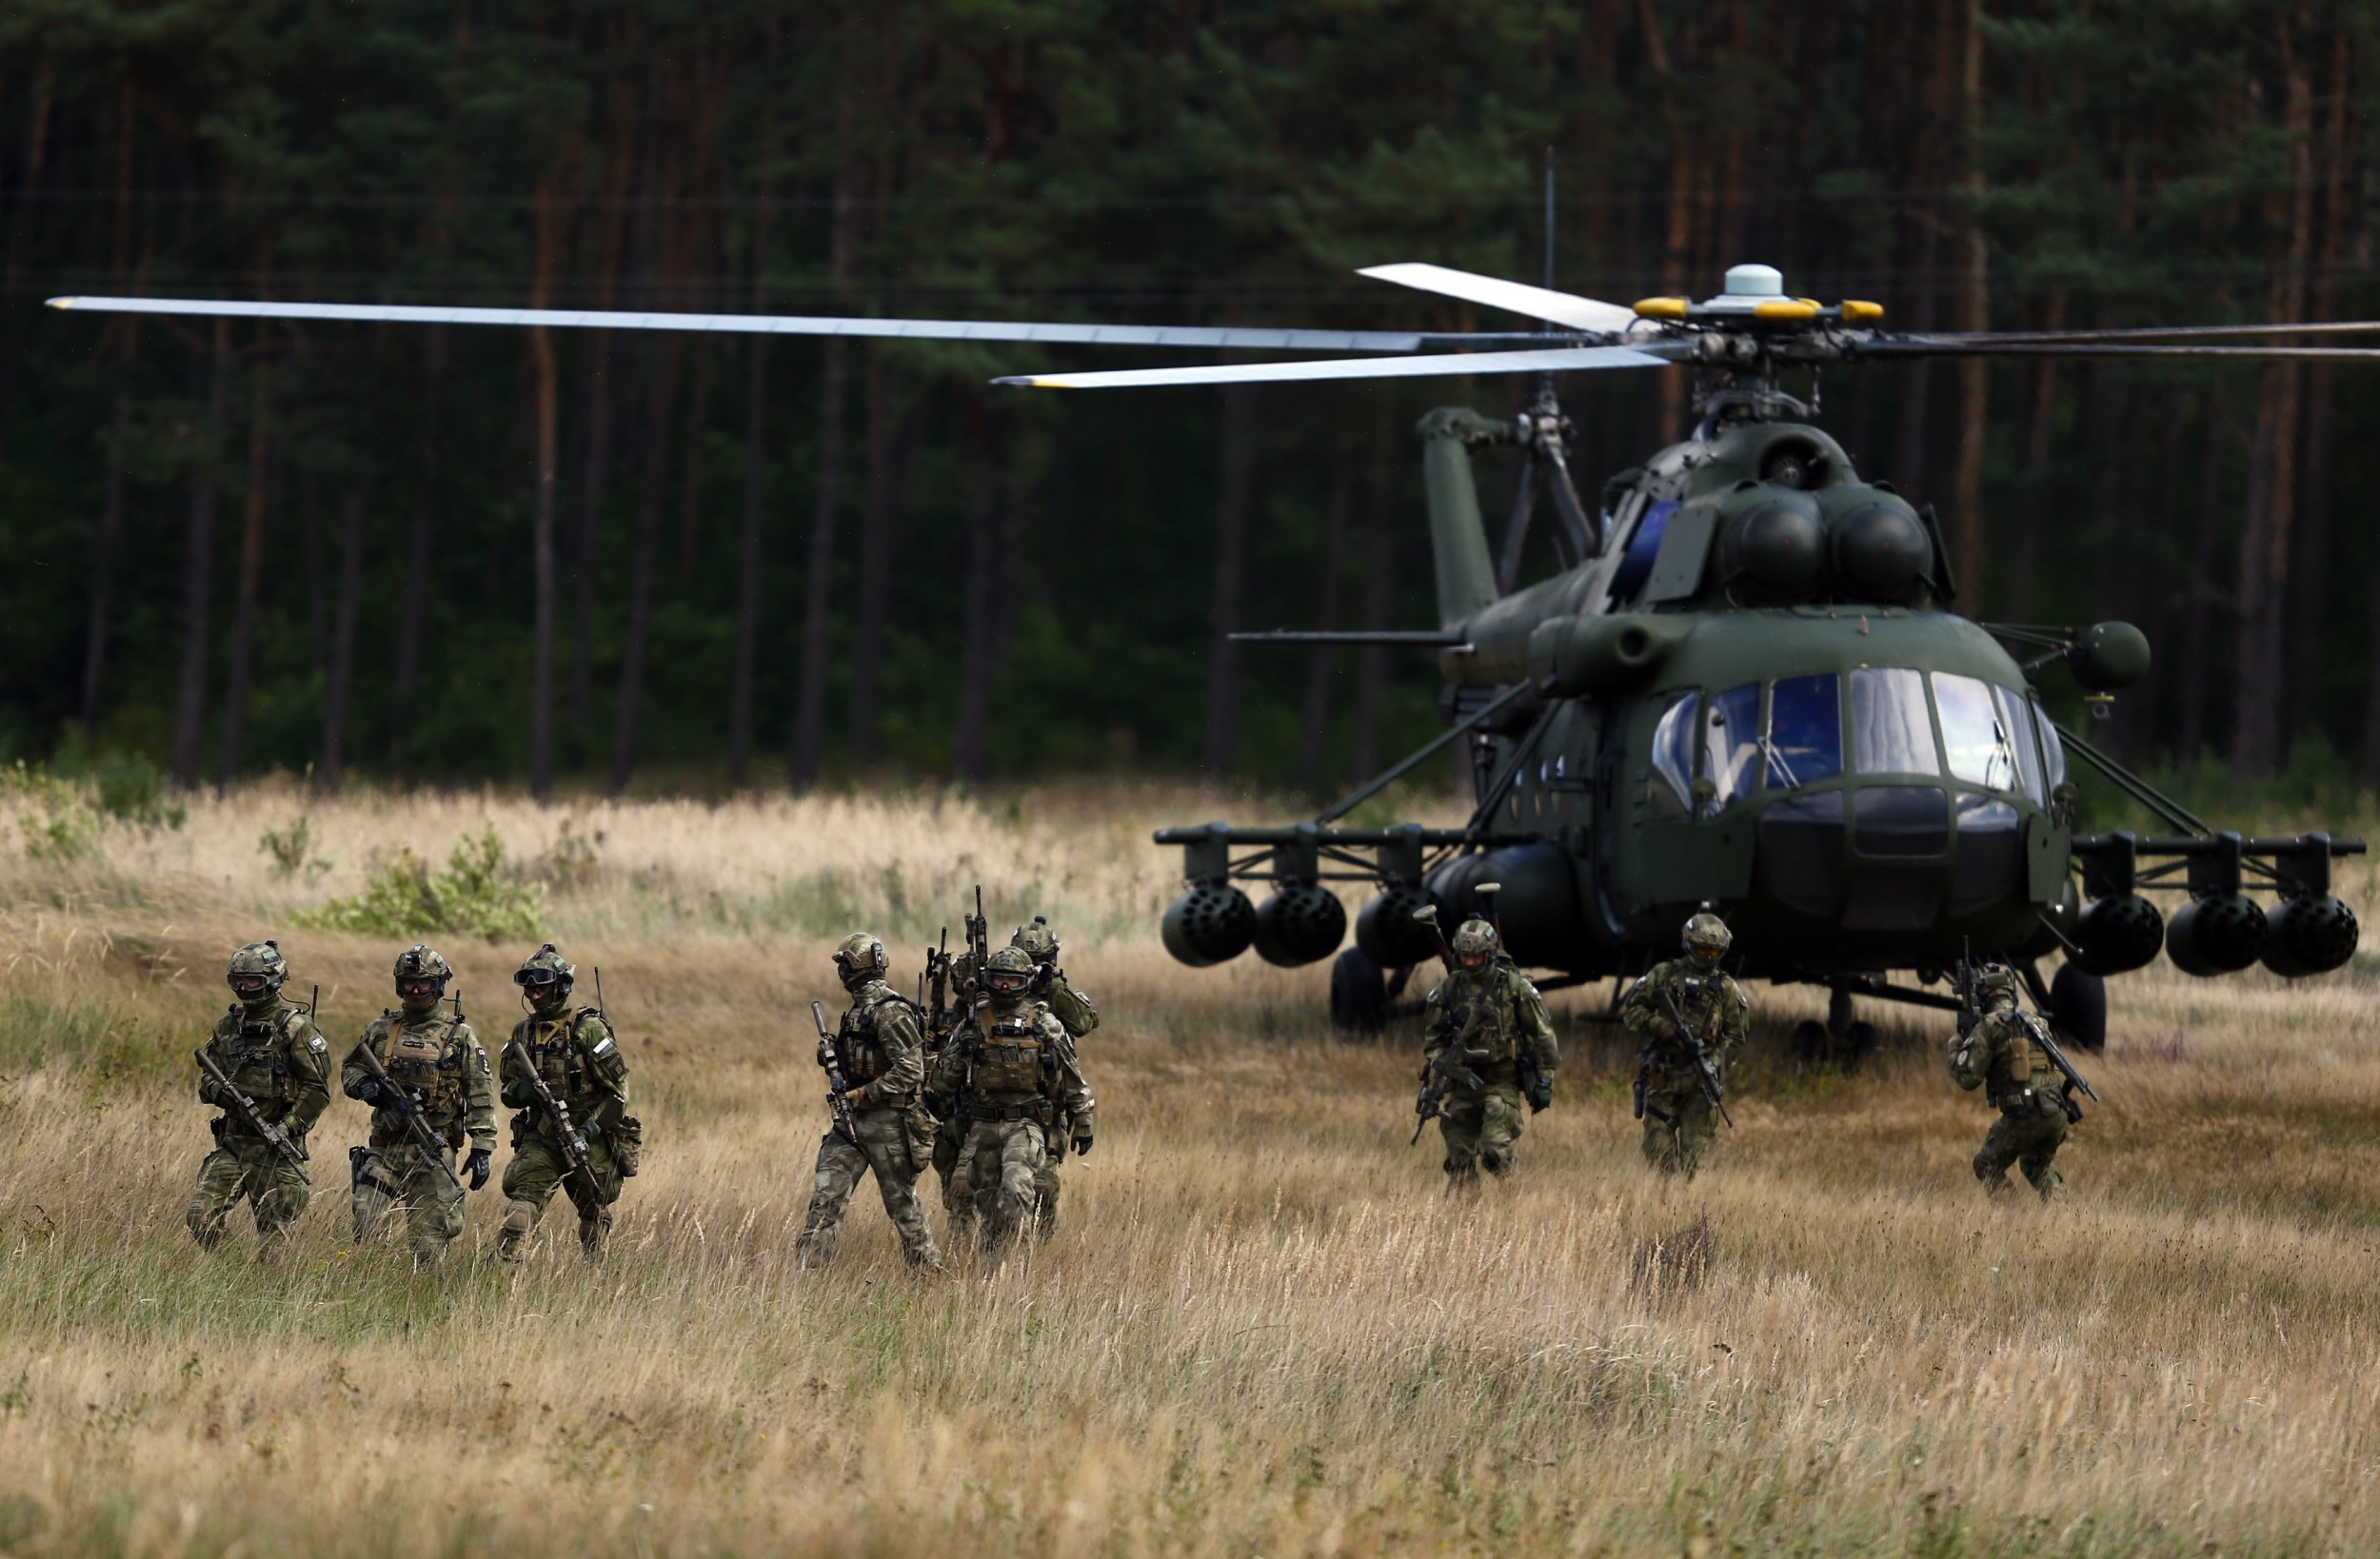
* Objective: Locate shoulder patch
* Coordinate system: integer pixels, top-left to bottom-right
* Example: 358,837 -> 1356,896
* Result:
592,1035 -> 615,1056
308,1035 -> 327,1053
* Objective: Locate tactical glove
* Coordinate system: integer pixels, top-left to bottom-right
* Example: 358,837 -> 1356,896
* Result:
198,1076 -> 224,1107
387,1090 -> 418,1115
1072,1133 -> 1093,1157
353,1076 -> 382,1105
500,1077 -> 538,1110
1525,1075 -> 1554,1113
464,1149 -> 491,1191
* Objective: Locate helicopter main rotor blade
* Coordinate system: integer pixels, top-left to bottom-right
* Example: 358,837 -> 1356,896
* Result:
45,295 -> 1453,354
1358,263 -> 1639,334
1860,338 -> 2380,363
1929,320 -> 2380,344
994,343 -> 1676,390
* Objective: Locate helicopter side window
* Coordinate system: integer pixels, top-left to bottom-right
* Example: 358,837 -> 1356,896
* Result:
1649,691 -> 1698,819
1934,673 -> 2019,792
2033,697 -> 2069,790
1849,667 -> 1942,777
1699,682 -> 1763,816
1993,684 -> 2046,802
1764,673 -> 1842,789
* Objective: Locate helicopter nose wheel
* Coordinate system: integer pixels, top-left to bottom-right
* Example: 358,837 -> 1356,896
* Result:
1329,946 -> 1390,1035
1795,985 -> 1879,1069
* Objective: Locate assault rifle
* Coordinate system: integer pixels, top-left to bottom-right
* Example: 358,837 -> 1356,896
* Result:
1652,980 -> 1735,1129
1956,943 -> 2099,1107
502,1034 -> 596,1191
924,925 -> 952,1042
194,1047 -> 309,1182
809,1000 -> 862,1145
347,1004 -> 468,1196
963,885 -> 989,991
1407,899 -> 1497,1143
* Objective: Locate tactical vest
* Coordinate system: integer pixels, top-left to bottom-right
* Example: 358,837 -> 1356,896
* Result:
378,1016 -> 466,1114
969,1007 -> 1052,1101
213,1005 -> 300,1111
1990,1016 -> 2057,1108
836,991 -> 915,1085
521,1012 -> 593,1100
1442,968 -> 1524,1064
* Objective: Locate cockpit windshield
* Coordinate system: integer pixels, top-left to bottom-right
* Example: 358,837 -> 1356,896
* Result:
1765,673 -> 1842,790
1699,683 -> 1762,816
1850,667 -> 1941,776
1934,672 -> 2021,793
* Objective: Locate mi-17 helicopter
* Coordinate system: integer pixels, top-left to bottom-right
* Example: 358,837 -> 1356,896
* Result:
49,239 -> 2379,1054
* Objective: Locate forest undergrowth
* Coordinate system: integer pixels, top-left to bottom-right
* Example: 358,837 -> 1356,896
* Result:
1,781 -> 2377,1556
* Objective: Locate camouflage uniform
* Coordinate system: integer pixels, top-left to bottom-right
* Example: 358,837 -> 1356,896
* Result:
798,933 -> 942,1271
927,946 -> 1096,1253
497,945 -> 636,1262
1619,914 -> 1750,1178
342,946 -> 496,1269
1015,918 -> 1098,1238
188,941 -> 330,1252
1951,969 -> 2073,1201
1422,918 -> 1558,1190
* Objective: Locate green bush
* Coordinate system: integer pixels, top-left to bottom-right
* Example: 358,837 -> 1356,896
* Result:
258,816 -> 327,879
1,761 -> 101,863
296,824 -> 543,942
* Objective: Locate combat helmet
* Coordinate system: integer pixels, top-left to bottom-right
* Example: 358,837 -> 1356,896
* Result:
1974,962 -> 2018,1006
983,944 -> 1037,997
832,932 -> 888,991
514,942 -> 575,1006
1681,911 -> 1733,965
1450,918 -> 1499,973
1011,917 -> 1061,967
227,940 -> 288,1005
392,944 -> 453,1007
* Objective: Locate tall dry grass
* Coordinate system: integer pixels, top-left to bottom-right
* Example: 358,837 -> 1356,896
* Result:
2,782 -> 2378,1555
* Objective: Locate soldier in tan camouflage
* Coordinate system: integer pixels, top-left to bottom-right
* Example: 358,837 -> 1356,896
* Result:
1012,918 -> 1097,1238
1950,963 -> 2075,1201
342,945 -> 495,1270
796,933 -> 942,1272
188,940 -> 330,1253
1618,913 -> 1750,1178
927,945 -> 1095,1253
496,944 -> 640,1262
1419,908 -> 1558,1191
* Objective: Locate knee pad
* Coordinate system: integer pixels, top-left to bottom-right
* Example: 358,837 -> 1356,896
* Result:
502,1198 -> 538,1238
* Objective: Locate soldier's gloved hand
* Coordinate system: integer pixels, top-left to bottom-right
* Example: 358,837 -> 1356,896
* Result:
1526,1076 -> 1554,1114
198,1076 -> 224,1106
1072,1132 -> 1093,1157
1656,1017 -> 1677,1039
922,1091 -> 944,1117
353,1077 -> 383,1105
464,1149 -> 491,1191
387,1090 -> 418,1115
500,1077 -> 538,1110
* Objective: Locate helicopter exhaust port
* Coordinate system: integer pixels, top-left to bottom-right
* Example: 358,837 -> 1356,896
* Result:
2073,893 -> 2166,975
1160,881 -> 1258,967
1356,881 -> 1439,967
1252,884 -> 1348,967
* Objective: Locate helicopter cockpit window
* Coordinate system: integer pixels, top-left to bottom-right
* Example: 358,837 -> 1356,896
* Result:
1650,691 -> 1698,819
1764,673 -> 1842,789
1849,667 -> 1942,776
1934,673 -> 2020,792
2033,697 -> 2069,790
1699,682 -> 1763,816
1993,683 -> 2047,803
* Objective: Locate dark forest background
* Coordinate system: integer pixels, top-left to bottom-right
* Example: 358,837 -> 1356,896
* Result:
1,1 -> 2374,799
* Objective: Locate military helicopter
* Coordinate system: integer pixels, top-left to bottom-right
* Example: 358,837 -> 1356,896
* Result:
49,242 -> 2379,1053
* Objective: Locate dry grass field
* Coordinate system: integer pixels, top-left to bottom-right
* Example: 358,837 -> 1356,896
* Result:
2,779 -> 2378,1556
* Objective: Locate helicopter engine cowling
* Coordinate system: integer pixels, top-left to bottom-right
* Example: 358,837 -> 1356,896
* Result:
1356,882 -> 1440,967
1822,488 -> 1933,605
1251,883 -> 1349,967
1526,613 -> 1690,697
2072,892 -> 2164,975
1160,881 -> 1257,967
2165,893 -> 2267,977
2260,893 -> 2359,978
1716,490 -> 1826,602
1422,841 -> 1588,969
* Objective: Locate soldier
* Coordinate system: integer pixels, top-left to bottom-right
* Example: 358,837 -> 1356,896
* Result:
1012,917 -> 1097,1238
1619,912 -> 1749,1178
796,934 -> 942,1272
342,945 -> 495,1270
187,941 -> 330,1253
1420,913 -> 1558,1191
926,945 -> 1095,1253
495,944 -> 637,1263
1950,963 -> 2076,1202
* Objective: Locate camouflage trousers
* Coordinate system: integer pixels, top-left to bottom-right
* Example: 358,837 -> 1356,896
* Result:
797,1105 -> 941,1271
951,1116 -> 1049,1253
1438,1080 -> 1525,1188
1974,1100 -> 2068,1201
351,1137 -> 468,1269
1640,1081 -> 1719,1178
498,1122 -> 625,1262
188,1127 -> 311,1251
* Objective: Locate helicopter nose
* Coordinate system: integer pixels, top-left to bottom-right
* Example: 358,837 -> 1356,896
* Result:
1756,785 -> 2031,933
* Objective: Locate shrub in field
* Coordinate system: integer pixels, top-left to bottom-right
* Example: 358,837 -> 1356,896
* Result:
258,815 -> 327,879
296,823 -> 543,941
534,817 -> 605,890
1,761 -> 101,863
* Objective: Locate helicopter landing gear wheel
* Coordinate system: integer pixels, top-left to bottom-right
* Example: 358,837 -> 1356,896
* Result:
2049,963 -> 2107,1052
1329,946 -> 1388,1036
1790,1019 -> 1829,1063
1817,987 -> 1879,1070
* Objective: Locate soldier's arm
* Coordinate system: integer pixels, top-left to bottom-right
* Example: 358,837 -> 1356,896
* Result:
864,1002 -> 927,1107
1049,973 -> 1100,1036
460,1025 -> 498,1150
1949,1018 -> 1996,1090
1616,974 -> 1663,1038
1716,978 -> 1751,1064
1512,973 -> 1559,1071
496,1025 -> 539,1110
283,1012 -> 333,1134
339,1022 -> 379,1100
924,1032 -> 964,1105
197,1023 -> 225,1103
1420,983 -> 1450,1061
1048,1016 -> 1096,1133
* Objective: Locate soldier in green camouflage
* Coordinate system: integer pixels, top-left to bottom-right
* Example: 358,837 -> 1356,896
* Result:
797,933 -> 942,1272
1618,912 -> 1750,1178
1950,963 -> 2074,1201
1012,917 -> 1096,1238
342,945 -> 495,1270
1421,914 -> 1558,1191
496,944 -> 637,1262
187,941 -> 331,1253
927,945 -> 1095,1253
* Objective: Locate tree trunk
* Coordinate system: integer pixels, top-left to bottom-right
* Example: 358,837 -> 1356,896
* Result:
2177,395 -> 2228,764
529,168 -> 565,801
789,163 -> 861,787
1200,387 -> 1258,776
673,343 -> 712,582
390,326 -> 448,761
570,89 -> 637,730
169,323 -> 233,792
849,352 -> 919,763
0,64 -> 54,442
1351,506 -> 1397,783
216,363 -> 273,794
1299,469 -> 1353,789
79,393 -> 129,733
317,490 -> 366,796
1948,0 -> 1990,602
2286,30 -> 2351,756
952,422 -> 1002,781
728,327 -> 769,785
608,335 -> 681,795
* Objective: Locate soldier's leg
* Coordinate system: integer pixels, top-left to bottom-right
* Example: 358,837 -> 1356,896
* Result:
857,1111 -> 942,1272
498,1136 -> 565,1263
1973,1114 -> 2024,1197
2017,1114 -> 2069,1201
1638,1095 -> 1679,1172
1671,1092 -> 1716,1179
978,1123 -> 1047,1251
795,1130 -> 871,1269
1438,1089 -> 1487,1191
1643,1088 -> 1702,1175
1033,1161 -> 1061,1240
933,1117 -> 976,1242
399,1147 -> 466,1271
250,1147 -> 312,1253
350,1147 -> 402,1242
1477,1084 -> 1526,1177
187,1146 -> 249,1250
561,1137 -> 625,1258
